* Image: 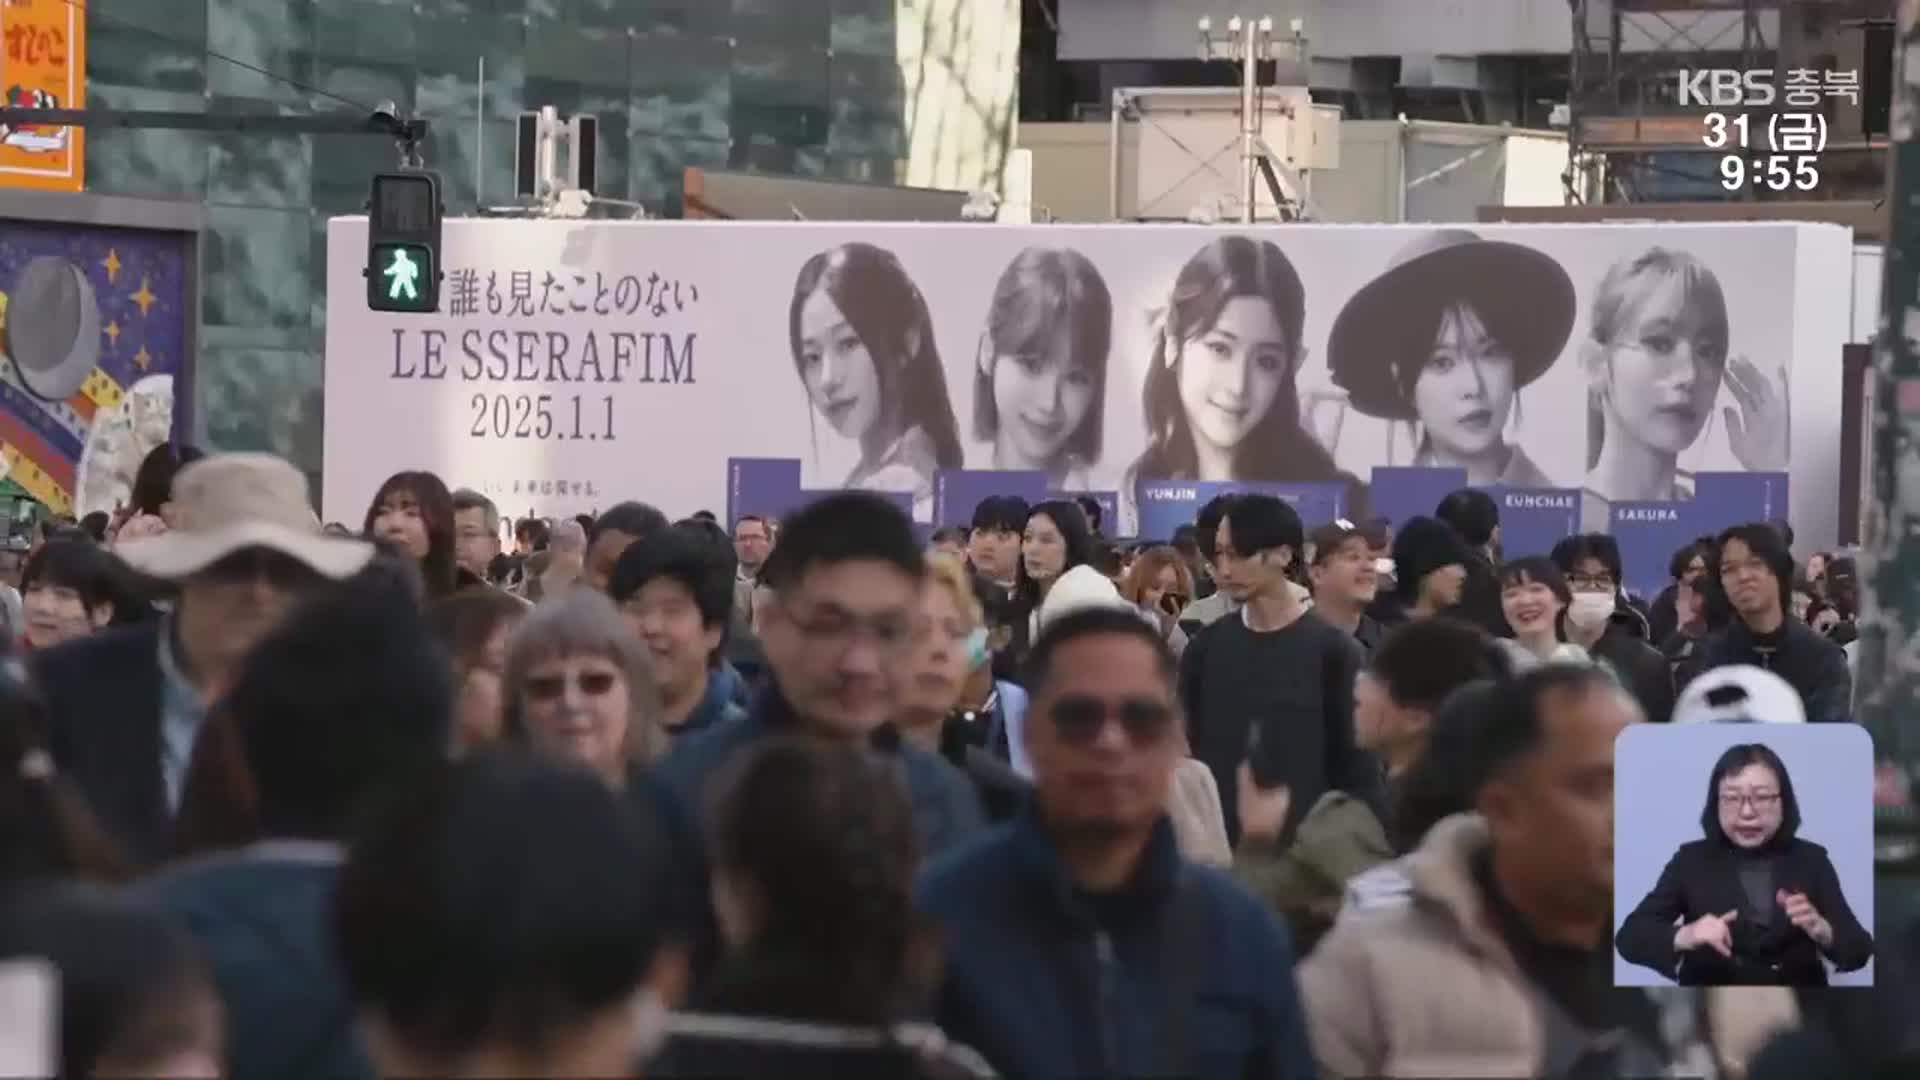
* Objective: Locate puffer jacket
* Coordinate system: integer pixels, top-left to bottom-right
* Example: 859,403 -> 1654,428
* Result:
1302,815 -> 1799,1079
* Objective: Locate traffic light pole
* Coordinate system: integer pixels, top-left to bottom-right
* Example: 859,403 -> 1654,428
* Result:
0,105 -> 446,314
0,106 -> 428,145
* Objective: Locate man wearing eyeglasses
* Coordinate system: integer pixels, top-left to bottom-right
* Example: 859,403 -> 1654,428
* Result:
654,491 -> 984,860
918,605 -> 1318,1080
1680,523 -> 1851,724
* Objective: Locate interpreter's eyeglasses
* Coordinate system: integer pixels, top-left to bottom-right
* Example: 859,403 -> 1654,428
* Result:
1718,791 -> 1781,811
1568,573 -> 1615,593
523,670 -> 619,701
1048,694 -> 1176,748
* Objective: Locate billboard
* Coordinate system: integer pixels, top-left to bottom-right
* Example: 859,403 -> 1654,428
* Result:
0,219 -> 189,515
0,0 -> 84,192
322,218 -> 1851,557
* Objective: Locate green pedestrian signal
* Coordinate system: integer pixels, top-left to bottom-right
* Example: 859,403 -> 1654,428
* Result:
365,171 -> 443,313
384,247 -> 421,300
366,242 -> 437,313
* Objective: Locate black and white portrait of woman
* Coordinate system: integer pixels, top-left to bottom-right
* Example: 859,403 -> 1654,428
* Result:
1128,235 -> 1363,510
1327,230 -> 1574,487
788,242 -> 963,518
1583,247 -> 1790,518
1615,743 -> 1872,987
974,247 -> 1111,488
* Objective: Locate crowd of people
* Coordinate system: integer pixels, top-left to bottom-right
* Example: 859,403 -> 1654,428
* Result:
0,442 -> 1913,1078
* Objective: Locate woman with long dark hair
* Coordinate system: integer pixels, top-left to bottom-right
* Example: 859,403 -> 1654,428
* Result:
1128,236 -> 1364,518
789,243 -> 963,518
657,737 -> 993,1078
1616,742 -> 1873,986
428,588 -> 528,753
1006,499 -> 1102,666
363,470 -> 476,599
974,247 -> 1111,488
108,443 -> 206,545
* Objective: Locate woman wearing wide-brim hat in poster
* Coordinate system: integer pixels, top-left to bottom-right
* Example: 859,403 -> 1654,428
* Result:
1328,229 -> 1575,487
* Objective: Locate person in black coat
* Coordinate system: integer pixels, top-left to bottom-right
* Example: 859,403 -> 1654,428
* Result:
1549,534 -> 1674,722
1678,524 -> 1852,722
1434,489 -> 1512,639
1616,743 -> 1872,987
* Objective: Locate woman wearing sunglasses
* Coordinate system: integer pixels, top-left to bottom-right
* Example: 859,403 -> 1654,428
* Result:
502,587 -> 669,790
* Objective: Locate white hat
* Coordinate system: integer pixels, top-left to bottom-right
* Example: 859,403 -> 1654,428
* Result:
1035,564 -> 1134,633
1673,665 -> 1806,725
115,453 -> 374,581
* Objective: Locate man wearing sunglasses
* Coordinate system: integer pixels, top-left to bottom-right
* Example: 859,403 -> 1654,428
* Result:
920,605 -> 1318,1080
30,453 -> 374,868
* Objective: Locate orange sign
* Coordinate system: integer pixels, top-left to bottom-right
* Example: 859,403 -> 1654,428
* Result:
0,0 -> 82,191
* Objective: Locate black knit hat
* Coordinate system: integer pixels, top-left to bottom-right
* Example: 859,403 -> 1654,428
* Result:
1391,515 -> 1473,597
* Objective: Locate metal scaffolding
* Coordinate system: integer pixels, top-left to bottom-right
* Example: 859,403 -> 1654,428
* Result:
1566,0 -> 1775,202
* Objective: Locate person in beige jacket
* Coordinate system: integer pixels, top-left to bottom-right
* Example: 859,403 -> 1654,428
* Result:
1300,664 -> 1797,1080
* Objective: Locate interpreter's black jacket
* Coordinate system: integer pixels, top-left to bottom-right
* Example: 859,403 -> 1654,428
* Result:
1616,837 -> 1873,987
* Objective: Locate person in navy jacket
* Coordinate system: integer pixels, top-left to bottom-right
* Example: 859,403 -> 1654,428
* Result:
917,605 -> 1317,1079
654,492 -> 984,867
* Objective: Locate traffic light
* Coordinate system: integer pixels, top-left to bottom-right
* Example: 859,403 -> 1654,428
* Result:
365,171 -> 442,313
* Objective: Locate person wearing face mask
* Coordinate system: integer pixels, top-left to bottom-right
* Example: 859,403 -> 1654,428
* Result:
897,555 -> 1030,822
963,581 -> 1033,772
1616,743 -> 1872,986
1551,534 -> 1674,723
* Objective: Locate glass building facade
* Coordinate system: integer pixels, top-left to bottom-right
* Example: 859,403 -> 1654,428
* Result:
83,0 -> 1015,484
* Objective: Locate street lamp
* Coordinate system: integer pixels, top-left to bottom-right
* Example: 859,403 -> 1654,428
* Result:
1197,13 -> 1278,224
